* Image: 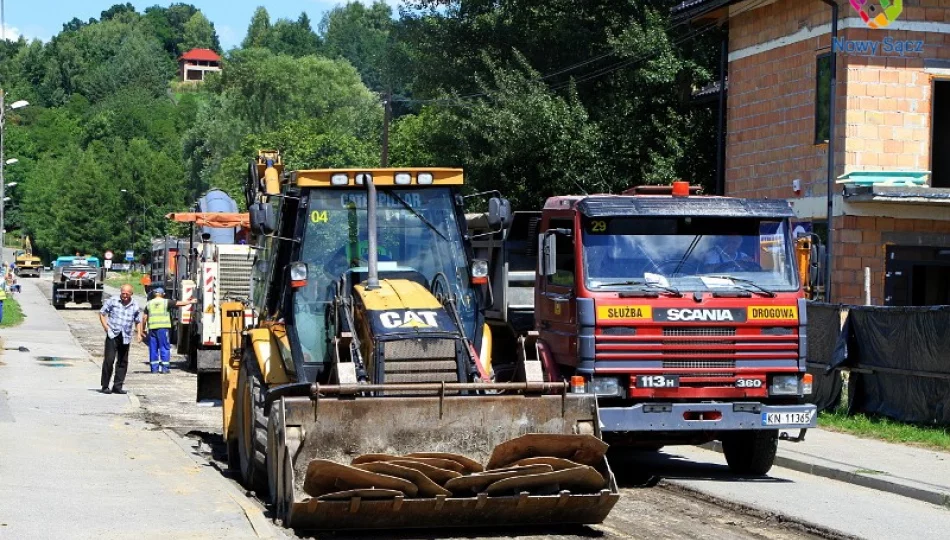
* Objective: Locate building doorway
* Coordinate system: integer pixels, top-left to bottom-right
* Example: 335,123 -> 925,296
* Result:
884,245 -> 950,306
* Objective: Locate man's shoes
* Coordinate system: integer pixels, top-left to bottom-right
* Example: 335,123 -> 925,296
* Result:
161,367 -> 170,374
150,366 -> 159,374
111,388 -> 128,395
100,387 -> 111,394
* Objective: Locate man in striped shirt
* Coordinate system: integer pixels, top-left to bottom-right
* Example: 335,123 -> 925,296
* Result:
98,284 -> 143,394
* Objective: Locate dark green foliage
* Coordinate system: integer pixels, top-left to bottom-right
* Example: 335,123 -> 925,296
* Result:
3,1 -> 722,260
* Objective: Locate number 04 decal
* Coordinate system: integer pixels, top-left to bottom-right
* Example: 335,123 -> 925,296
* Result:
310,210 -> 329,223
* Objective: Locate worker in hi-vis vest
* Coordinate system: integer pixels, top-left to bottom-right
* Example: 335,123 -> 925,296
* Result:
140,287 -> 196,374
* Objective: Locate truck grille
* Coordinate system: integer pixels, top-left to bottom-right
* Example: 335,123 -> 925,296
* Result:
663,360 -> 736,369
663,327 -> 736,337
595,325 -> 799,381
217,253 -> 253,298
380,338 -> 460,384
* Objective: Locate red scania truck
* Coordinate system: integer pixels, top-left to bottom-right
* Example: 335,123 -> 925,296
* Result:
476,182 -> 816,475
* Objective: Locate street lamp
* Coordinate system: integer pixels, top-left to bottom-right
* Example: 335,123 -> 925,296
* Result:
0,90 -> 28,265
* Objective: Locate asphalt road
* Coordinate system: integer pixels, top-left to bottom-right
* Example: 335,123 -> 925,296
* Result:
29,274 -> 949,539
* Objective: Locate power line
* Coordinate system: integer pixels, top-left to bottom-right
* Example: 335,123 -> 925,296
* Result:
394,0 -> 768,106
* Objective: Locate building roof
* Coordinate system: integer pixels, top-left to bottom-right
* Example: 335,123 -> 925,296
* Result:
671,0 -> 740,22
179,48 -> 222,62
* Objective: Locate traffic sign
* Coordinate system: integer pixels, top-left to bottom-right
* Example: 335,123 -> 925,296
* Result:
104,250 -> 114,260
125,250 -> 134,262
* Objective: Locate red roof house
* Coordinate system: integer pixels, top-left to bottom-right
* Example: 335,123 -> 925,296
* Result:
178,48 -> 222,82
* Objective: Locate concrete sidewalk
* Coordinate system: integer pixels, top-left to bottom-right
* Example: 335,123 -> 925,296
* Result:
702,427 -> 950,508
0,279 -> 286,539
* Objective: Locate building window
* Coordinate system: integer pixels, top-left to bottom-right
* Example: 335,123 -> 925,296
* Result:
815,53 -> 831,144
932,80 -> 950,188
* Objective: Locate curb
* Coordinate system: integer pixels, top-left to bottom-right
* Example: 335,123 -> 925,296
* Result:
701,441 -> 950,509
163,429 -> 282,539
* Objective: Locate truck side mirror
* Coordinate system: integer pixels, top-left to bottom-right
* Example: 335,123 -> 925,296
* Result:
540,232 -> 557,277
249,202 -> 276,235
487,197 -> 512,229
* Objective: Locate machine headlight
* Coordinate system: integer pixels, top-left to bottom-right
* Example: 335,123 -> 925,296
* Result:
394,172 -> 412,185
355,172 -> 372,185
591,377 -> 623,397
290,262 -> 308,282
330,173 -> 348,186
417,172 -> 434,185
803,373 -> 814,395
770,375 -> 799,395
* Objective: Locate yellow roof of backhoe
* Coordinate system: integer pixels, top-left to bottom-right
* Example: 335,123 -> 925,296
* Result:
294,168 -> 463,188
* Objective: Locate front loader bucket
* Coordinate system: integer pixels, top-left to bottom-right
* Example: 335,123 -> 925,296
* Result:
268,383 -> 619,531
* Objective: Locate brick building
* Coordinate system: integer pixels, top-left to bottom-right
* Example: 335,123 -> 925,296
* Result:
675,0 -> 950,306
178,48 -> 222,82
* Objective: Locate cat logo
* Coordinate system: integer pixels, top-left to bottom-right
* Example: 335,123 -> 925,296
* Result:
379,310 -> 440,329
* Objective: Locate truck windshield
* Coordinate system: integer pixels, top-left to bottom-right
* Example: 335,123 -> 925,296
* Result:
582,216 -> 799,293
294,187 -> 476,364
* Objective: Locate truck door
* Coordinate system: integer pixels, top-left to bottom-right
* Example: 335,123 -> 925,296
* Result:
537,217 -> 578,368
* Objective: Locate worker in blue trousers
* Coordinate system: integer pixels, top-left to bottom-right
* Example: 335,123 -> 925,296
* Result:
140,288 -> 196,374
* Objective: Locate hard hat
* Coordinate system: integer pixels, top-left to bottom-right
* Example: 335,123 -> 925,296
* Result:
153,287 -> 165,295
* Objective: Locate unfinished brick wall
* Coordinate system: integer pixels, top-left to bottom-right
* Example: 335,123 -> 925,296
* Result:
725,1 -> 949,198
832,215 -> 950,305
726,0 -> 842,199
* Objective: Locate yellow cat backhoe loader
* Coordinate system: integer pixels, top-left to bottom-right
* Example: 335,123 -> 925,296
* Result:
219,151 -> 620,531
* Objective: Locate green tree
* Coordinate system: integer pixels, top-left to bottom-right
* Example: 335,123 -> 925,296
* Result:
180,12 -> 218,53
319,1 -> 396,91
242,7 -> 271,49
265,13 -> 321,57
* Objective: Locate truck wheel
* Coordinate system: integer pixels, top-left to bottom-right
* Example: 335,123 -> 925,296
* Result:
237,350 -> 269,499
721,430 -> 779,476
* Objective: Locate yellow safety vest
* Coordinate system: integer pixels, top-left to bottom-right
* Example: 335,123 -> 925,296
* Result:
0,289 -> 6,301
147,298 -> 172,330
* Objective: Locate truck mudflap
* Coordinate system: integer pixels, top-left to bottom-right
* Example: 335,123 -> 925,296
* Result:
599,402 -> 817,432
269,383 -> 620,531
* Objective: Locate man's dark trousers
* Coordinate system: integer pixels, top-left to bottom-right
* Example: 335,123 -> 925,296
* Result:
101,336 -> 131,391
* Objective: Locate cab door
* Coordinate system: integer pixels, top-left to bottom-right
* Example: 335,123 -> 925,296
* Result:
536,215 -> 578,368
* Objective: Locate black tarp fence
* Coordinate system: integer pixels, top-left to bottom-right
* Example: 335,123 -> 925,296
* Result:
805,302 -> 844,413
829,305 -> 950,425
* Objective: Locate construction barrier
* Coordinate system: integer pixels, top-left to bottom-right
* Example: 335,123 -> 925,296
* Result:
811,304 -> 950,426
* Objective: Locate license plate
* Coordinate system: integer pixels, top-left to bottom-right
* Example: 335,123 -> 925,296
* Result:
636,375 -> 679,389
762,411 -> 814,426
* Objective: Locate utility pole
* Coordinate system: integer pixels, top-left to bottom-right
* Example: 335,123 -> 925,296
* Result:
1,89 -> 6,267
381,89 -> 391,167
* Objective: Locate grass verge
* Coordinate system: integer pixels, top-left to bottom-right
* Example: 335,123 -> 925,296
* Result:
106,271 -> 146,296
0,297 -> 24,328
819,409 -> 950,452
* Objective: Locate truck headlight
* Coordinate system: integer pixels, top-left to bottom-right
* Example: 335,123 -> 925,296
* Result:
591,377 -> 623,397
770,375 -> 799,396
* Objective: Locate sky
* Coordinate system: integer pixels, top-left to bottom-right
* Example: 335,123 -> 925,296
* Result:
0,0 -> 401,50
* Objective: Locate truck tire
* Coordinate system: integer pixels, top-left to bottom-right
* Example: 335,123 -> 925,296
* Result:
237,350 -> 269,499
721,430 -> 779,476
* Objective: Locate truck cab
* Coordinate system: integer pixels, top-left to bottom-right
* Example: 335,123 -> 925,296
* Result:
483,183 -> 817,475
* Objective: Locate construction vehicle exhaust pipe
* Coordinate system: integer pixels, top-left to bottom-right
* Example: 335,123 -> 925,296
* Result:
366,173 -> 379,290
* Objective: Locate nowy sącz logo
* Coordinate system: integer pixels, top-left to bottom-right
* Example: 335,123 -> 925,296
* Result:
850,0 -> 902,29
835,0 -> 920,56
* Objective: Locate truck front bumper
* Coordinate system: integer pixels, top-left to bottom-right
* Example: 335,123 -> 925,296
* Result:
599,402 -> 817,432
